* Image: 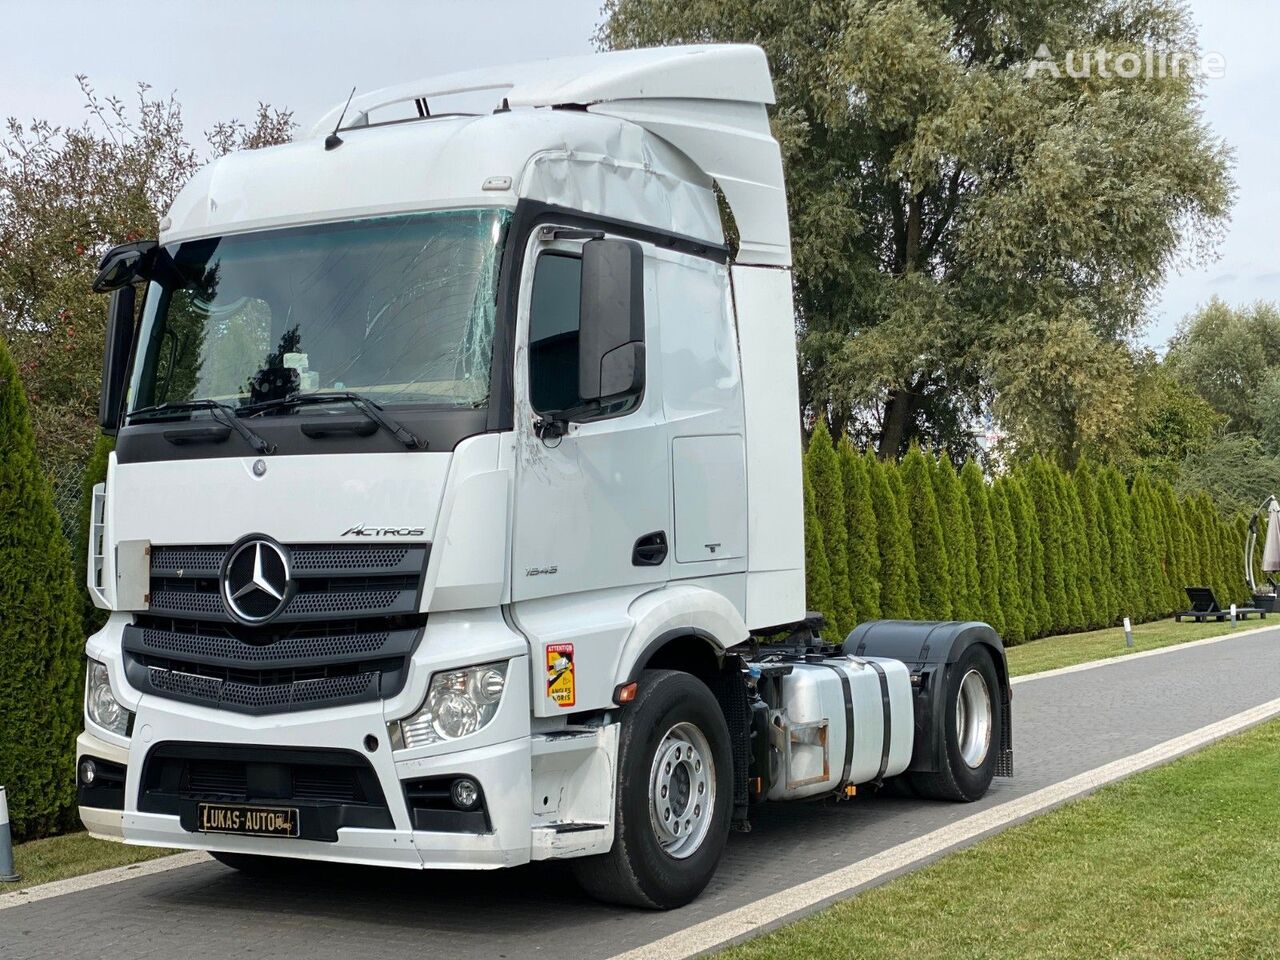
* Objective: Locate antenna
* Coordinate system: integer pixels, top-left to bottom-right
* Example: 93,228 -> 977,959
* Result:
324,86 -> 357,151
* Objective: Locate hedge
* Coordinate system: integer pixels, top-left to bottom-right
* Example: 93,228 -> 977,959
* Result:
0,336 -> 85,841
802,428 -> 1254,644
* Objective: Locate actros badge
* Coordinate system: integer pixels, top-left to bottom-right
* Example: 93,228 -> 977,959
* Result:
342,524 -> 426,537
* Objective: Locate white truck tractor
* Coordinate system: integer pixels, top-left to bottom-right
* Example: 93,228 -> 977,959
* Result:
77,44 -> 1011,908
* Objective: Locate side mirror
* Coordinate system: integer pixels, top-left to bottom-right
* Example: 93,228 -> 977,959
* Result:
578,238 -> 645,405
99,286 -> 136,434
92,240 -> 157,293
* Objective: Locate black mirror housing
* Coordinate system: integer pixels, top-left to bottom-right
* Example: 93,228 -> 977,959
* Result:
92,240 -> 158,293
99,286 -> 136,434
578,238 -> 645,404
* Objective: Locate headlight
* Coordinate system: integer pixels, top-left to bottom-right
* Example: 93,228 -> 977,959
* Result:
86,660 -> 132,737
391,661 -> 508,749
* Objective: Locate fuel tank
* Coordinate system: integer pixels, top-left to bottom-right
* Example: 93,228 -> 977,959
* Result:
765,655 -> 914,801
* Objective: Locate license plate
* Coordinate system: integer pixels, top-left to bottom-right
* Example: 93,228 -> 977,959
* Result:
197,802 -> 299,838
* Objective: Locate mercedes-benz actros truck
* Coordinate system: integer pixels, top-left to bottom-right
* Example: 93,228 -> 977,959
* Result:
76,44 -> 1011,908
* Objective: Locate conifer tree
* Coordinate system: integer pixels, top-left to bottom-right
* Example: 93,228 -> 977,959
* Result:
901,445 -> 952,620
805,420 -> 856,635
1056,468 -> 1089,630
932,455 -> 976,619
1074,460 -> 1113,627
1008,473 -> 1049,640
1026,459 -> 1068,632
1102,467 -> 1141,621
1131,473 -> 1166,620
1005,475 -> 1043,637
866,452 -> 912,619
886,460 -> 922,617
802,472 -> 837,635
990,480 -> 1026,644
961,461 -> 1003,633
1154,480 -> 1186,613
0,337 -> 85,840
839,439 -> 881,624
1180,496 -> 1205,589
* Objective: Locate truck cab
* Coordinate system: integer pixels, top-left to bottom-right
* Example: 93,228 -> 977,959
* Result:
78,45 -> 1010,909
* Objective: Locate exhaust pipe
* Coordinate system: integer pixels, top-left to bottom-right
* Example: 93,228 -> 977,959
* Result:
0,786 -> 19,882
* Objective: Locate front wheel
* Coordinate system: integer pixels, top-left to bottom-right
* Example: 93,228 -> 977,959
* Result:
572,670 -> 733,909
910,644 -> 1002,802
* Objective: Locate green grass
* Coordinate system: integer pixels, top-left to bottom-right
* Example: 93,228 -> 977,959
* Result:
6,831 -> 176,892
720,718 -> 1280,960
1005,617 -> 1264,677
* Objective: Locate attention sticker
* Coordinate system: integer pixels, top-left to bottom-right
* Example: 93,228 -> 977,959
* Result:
546,643 -> 575,708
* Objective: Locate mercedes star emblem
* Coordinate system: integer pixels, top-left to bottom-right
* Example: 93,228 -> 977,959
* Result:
221,537 -> 292,624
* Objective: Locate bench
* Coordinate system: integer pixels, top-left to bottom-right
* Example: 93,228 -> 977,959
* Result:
1175,586 -> 1268,623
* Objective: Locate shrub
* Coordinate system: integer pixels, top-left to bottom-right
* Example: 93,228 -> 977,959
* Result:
961,460 -> 1002,633
990,480 -> 1026,644
803,471 -> 836,635
838,438 -> 881,624
806,420 -> 856,636
901,445 -> 951,620
866,453 -> 913,619
0,337 -> 85,841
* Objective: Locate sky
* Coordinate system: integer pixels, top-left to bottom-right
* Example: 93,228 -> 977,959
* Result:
1,0 -> 1275,349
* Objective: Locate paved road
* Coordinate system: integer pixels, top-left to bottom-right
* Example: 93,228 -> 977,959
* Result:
6,627 -> 1280,960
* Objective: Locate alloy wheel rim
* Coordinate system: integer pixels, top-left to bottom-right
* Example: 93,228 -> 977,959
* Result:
956,668 -> 993,768
648,721 -> 715,859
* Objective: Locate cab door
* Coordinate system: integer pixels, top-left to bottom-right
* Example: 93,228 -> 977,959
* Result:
510,228 -> 669,602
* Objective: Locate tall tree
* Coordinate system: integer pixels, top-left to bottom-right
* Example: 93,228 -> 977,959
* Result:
900,445 -> 951,620
599,0 -> 1233,459
886,459 -> 922,617
961,460 -> 1002,633
0,337 -> 84,840
1074,460 -> 1113,626
1102,467 -> 1141,619
1055,468 -> 1088,630
805,420 -> 857,634
803,472 -> 837,634
932,454 -> 977,619
989,480 -> 1026,644
0,79 -> 293,471
1130,472 -> 1166,620
866,452 -> 912,619
839,438 -> 881,623
1025,459 -> 1068,631
1004,475 -> 1043,638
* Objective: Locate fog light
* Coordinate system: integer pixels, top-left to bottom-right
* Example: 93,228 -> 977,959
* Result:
450,778 -> 480,811
79,759 -> 97,786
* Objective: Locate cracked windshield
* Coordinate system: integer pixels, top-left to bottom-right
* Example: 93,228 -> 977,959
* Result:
127,207 -> 510,414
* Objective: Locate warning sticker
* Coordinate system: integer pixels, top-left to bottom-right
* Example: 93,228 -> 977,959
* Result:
546,643 -> 576,708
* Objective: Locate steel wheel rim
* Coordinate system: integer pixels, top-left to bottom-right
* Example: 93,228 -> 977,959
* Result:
956,668 -> 992,768
648,721 -> 715,859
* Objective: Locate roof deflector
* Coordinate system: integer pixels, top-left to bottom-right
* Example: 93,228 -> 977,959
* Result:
309,45 -> 791,267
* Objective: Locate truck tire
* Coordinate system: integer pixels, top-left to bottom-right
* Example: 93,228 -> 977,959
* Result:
910,644 -> 1002,802
572,669 -> 733,909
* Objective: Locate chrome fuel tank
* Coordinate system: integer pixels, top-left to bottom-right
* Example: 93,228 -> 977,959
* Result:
765,656 -> 914,801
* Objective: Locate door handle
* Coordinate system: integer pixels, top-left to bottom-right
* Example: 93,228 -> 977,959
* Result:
632,531 -> 668,566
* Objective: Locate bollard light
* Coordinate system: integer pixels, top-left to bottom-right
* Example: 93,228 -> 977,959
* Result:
1123,617 -> 1134,649
0,786 -> 19,883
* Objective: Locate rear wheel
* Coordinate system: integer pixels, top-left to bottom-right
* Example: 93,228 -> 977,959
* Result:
572,669 -> 733,909
910,644 -> 1001,802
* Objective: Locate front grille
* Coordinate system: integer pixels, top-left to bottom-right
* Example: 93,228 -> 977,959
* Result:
146,542 -> 429,624
124,620 -> 419,716
130,540 -> 429,714
139,743 -> 394,841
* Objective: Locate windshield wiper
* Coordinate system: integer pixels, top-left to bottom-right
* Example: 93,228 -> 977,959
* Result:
128,399 -> 274,454
242,392 -> 424,449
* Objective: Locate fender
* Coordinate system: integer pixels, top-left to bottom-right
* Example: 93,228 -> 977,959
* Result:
844,620 -> 1013,777
613,584 -> 750,689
